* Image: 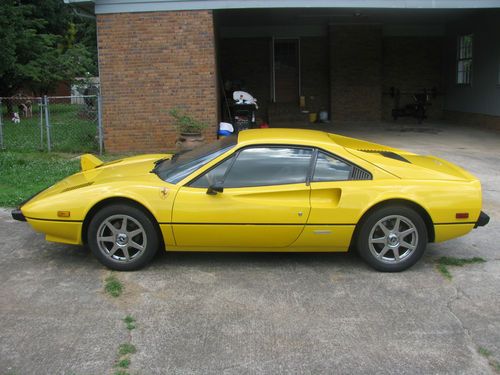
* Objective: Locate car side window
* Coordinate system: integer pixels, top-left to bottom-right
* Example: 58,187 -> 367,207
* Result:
189,156 -> 234,188
313,151 -> 352,182
223,147 -> 313,188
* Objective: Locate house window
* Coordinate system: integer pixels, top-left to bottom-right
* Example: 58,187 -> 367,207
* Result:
457,34 -> 473,85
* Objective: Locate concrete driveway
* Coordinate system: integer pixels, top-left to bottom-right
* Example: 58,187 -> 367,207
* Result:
1,121 -> 499,375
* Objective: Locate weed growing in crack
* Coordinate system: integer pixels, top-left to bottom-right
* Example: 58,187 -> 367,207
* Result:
479,347 -> 492,357
118,343 -> 136,356
114,343 -> 136,374
105,274 -> 123,297
117,358 -> 131,369
478,346 -> 500,373
123,315 -> 136,330
436,256 -> 486,280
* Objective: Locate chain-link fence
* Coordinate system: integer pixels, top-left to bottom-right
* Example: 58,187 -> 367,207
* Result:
0,95 -> 103,154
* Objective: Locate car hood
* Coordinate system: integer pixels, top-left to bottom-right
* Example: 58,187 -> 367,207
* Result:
329,134 -> 478,181
27,153 -> 172,203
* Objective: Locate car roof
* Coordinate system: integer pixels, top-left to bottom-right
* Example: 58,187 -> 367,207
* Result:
237,128 -> 334,146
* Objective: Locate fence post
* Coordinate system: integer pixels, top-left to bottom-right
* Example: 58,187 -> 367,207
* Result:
39,98 -> 44,150
44,95 -> 51,152
97,94 -> 104,155
0,98 -> 4,150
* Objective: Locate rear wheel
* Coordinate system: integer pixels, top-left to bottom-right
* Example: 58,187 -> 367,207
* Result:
356,206 -> 427,272
87,204 -> 159,271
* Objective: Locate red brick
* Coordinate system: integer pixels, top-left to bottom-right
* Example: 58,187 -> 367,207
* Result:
97,10 -> 218,153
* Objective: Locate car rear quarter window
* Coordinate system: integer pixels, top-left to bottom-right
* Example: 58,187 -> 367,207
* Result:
313,151 -> 352,182
223,147 -> 313,188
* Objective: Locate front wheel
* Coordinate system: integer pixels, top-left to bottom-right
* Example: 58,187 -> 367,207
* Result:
356,206 -> 428,272
87,204 -> 159,271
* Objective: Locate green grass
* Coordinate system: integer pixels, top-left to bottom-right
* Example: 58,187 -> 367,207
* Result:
118,343 -> 136,356
478,346 -> 500,373
479,347 -> 492,357
1,103 -> 98,153
117,358 -> 131,369
105,274 -> 123,298
0,151 -> 137,208
437,263 -> 452,280
0,151 -> 80,207
436,256 -> 486,280
123,315 -> 136,330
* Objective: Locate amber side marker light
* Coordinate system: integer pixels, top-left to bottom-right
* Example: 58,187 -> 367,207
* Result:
57,211 -> 71,218
456,213 -> 469,219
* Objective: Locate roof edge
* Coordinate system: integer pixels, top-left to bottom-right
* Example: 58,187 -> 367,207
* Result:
93,0 -> 500,15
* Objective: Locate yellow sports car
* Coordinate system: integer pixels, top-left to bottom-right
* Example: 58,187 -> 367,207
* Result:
12,129 -> 489,272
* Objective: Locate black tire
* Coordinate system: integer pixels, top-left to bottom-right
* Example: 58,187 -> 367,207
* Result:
87,204 -> 159,271
356,205 -> 428,272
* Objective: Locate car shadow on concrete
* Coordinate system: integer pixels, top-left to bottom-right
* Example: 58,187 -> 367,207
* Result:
37,241 -> 434,275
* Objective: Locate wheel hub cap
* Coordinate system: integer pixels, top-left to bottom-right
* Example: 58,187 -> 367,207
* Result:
387,233 -> 399,247
116,233 -> 128,246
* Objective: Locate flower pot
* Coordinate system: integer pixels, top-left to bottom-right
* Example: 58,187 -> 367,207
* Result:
176,133 -> 205,151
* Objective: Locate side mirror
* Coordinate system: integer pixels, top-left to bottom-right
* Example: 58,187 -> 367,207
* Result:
206,183 -> 224,195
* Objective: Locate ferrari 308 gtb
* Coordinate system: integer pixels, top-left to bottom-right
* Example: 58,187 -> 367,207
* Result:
12,129 -> 489,271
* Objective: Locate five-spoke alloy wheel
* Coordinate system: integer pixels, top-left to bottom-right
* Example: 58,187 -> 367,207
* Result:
88,204 -> 159,271
356,206 -> 427,272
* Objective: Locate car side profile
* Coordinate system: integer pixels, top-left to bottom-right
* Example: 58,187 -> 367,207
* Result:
12,129 -> 489,271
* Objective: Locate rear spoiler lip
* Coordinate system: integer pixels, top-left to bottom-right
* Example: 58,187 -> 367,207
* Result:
474,211 -> 490,228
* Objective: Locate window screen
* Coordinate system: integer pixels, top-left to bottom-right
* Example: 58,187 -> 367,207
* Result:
223,147 -> 312,188
312,152 -> 352,182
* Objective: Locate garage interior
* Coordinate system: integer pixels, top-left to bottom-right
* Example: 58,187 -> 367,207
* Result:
215,8 -> 500,128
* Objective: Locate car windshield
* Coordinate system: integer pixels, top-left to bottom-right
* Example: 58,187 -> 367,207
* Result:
153,136 -> 237,184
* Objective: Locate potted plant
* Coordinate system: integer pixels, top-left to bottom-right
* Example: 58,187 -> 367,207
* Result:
169,108 -> 208,151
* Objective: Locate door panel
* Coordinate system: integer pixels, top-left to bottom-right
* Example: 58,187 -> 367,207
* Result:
292,181 -> 374,250
172,183 -> 310,247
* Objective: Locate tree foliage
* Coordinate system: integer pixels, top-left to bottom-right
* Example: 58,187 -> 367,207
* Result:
0,0 -> 97,96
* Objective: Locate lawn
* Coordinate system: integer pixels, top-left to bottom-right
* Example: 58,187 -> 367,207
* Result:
0,151 -> 81,207
0,150 -> 134,207
1,102 -> 98,153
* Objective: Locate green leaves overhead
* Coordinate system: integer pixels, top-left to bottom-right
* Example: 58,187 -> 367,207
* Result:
0,0 -> 97,96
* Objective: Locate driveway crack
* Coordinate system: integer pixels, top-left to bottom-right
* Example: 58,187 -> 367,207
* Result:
445,284 -> 494,374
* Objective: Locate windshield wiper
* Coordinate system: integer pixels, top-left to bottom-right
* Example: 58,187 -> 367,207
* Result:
151,150 -> 188,174
151,157 -> 170,174
171,149 -> 190,162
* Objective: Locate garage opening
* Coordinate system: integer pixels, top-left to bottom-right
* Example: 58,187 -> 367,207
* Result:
214,8 -> 498,131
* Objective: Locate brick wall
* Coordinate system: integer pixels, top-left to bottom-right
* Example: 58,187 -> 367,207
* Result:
329,25 -> 382,121
97,10 -> 218,153
382,37 -> 444,121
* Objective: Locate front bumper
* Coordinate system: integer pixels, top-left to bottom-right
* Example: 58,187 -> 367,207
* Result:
11,209 -> 26,222
474,211 -> 490,228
